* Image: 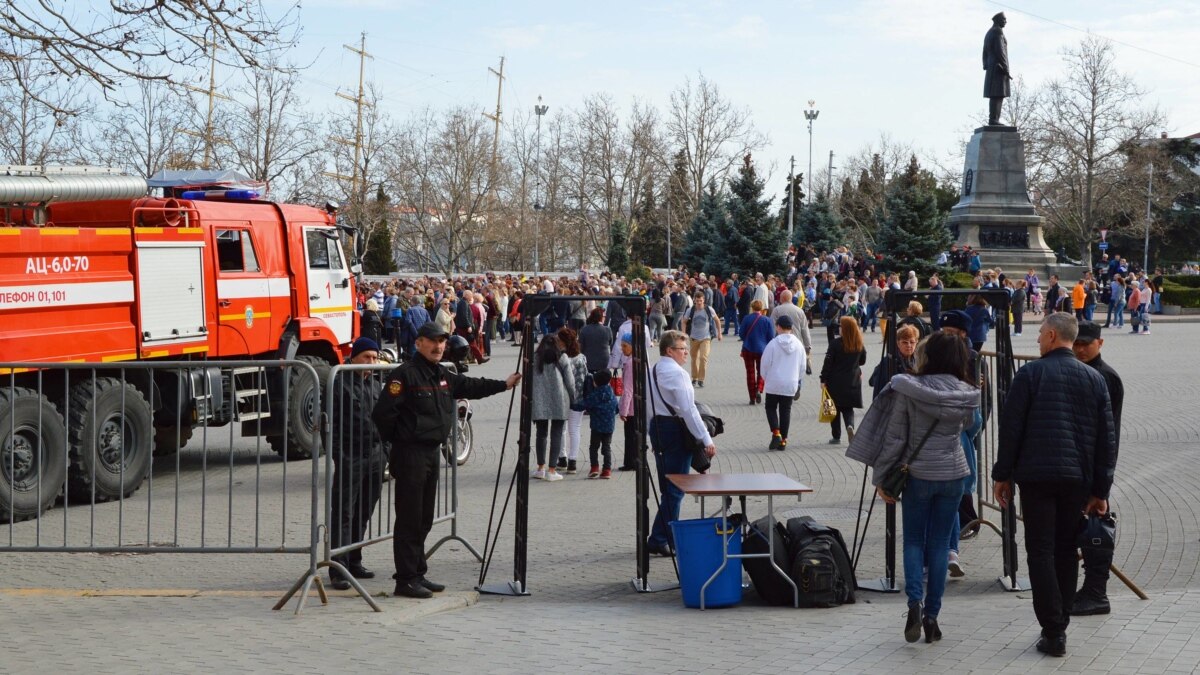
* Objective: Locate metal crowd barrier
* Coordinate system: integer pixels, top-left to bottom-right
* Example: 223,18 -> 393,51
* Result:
1,360 -> 322,600
277,361 -> 479,614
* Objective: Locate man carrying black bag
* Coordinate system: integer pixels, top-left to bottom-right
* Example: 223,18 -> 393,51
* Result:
645,330 -> 718,558
1070,321 -> 1124,616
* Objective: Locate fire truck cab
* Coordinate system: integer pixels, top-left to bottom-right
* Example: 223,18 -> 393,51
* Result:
0,167 -> 359,522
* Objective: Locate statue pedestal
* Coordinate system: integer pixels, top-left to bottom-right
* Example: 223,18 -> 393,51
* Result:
947,126 -> 1071,278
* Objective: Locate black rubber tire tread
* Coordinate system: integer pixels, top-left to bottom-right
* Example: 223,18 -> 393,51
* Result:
267,355 -> 330,461
66,378 -> 153,503
153,424 -> 194,457
0,387 -> 68,523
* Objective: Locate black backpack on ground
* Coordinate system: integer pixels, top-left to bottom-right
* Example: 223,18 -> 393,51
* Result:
743,516 -> 795,606
784,516 -> 857,608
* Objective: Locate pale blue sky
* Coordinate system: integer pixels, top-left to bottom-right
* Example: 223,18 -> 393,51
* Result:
278,0 -> 1199,191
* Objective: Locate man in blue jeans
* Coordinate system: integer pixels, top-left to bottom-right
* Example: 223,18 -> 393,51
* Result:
645,330 -> 717,556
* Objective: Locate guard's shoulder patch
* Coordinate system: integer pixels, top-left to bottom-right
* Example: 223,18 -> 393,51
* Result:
387,380 -> 404,396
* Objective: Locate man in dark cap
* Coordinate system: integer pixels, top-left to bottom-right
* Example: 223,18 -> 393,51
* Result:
372,323 -> 521,598
1070,321 -> 1123,616
983,12 -> 1012,126
328,336 -> 385,590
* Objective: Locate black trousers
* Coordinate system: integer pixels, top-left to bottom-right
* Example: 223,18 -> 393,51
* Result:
831,404 -> 856,440
391,445 -> 442,583
1019,481 -> 1090,638
330,457 -> 384,567
764,393 -> 793,440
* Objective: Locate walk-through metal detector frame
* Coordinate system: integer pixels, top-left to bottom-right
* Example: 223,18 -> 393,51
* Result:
477,294 -> 654,597
854,288 -> 1022,594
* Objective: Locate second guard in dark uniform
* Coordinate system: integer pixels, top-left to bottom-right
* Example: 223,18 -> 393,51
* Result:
372,322 -> 520,598
329,337 -> 385,590
1070,321 -> 1124,616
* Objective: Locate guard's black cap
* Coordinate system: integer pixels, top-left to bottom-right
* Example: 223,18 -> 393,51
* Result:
939,310 -> 972,333
416,322 -> 449,340
1076,320 -> 1102,344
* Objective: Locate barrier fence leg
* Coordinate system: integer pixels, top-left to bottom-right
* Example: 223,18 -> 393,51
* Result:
426,434 -> 484,563
997,502 -> 1027,592
858,501 -> 900,593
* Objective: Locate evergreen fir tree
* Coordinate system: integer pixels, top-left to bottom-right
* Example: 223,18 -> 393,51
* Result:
679,181 -> 725,273
875,155 -> 951,275
363,185 -> 394,274
629,175 -> 667,267
793,196 -> 846,254
607,218 -> 630,273
776,171 -> 805,232
713,154 -> 784,277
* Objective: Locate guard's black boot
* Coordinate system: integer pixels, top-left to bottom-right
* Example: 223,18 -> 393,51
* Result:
1071,546 -> 1113,616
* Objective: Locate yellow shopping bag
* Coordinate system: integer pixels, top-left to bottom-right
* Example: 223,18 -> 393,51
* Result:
818,386 -> 837,423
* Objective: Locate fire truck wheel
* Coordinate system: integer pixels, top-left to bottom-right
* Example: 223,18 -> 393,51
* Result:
268,355 -> 330,461
153,425 -> 194,457
66,378 -> 153,503
0,388 -> 68,523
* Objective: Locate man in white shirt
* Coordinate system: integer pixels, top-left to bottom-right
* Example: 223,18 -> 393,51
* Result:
644,330 -> 717,557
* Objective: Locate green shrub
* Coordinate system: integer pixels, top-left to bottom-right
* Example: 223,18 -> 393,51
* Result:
625,261 -> 653,282
1161,281 -> 1200,308
1164,275 -> 1200,289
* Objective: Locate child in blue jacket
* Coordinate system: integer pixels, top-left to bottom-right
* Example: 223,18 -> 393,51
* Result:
571,370 -> 619,478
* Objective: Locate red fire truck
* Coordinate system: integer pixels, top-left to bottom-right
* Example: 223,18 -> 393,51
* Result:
0,167 -> 359,521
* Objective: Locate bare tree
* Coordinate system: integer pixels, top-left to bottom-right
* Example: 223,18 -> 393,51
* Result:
224,63 -> 323,199
1027,36 -> 1164,265
665,73 -> 766,211
0,57 -> 84,164
0,1 -> 299,114
389,106 -> 496,276
71,78 -> 197,177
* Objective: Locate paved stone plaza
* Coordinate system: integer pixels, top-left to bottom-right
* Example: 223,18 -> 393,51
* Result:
2,317 -> 1198,674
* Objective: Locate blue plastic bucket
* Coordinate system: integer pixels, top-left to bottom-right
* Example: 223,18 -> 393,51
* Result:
670,516 -> 743,608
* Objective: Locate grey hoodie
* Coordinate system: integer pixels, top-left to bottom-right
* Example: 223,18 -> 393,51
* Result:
847,373 -> 977,485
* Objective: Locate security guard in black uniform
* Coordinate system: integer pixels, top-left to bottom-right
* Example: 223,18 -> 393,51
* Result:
1070,320 -> 1124,616
372,322 -> 521,598
328,337 -> 386,590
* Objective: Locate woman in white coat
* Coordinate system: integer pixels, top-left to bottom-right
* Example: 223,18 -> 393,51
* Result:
760,314 -> 806,451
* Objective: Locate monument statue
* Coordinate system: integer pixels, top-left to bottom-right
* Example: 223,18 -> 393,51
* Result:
983,12 -> 1011,126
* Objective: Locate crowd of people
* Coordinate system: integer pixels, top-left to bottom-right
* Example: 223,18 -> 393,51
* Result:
346,239 -> 1130,657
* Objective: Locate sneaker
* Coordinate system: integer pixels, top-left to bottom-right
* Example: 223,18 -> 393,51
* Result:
769,434 -> 782,451
567,459 -> 578,475
1142,330 -> 1150,335
828,437 -> 841,445
545,471 -> 564,482
697,381 -> 704,388
600,468 -> 612,479
779,439 -> 788,450
948,553 -> 965,578
531,469 -> 547,480
1014,332 -> 1022,336
556,457 -> 567,470
588,465 -> 600,479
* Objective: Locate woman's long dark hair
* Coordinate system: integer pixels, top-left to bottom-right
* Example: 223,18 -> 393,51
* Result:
917,332 -> 972,385
536,334 -> 562,373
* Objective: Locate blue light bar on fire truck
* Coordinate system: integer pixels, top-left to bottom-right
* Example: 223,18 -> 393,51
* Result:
180,189 -> 261,200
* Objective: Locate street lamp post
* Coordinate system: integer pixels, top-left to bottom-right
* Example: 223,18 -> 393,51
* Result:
804,101 -> 819,206
533,96 -> 549,276
787,155 -> 795,243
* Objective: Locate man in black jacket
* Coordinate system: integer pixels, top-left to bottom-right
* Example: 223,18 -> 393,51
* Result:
329,337 -> 386,590
993,312 -> 1116,657
1070,321 -> 1124,616
372,323 -> 521,598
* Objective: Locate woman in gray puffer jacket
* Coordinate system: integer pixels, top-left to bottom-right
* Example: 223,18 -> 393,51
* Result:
846,332 -> 978,645
531,334 -> 575,482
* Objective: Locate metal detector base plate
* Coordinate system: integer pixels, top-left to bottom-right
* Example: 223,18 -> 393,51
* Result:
630,577 -> 680,594
477,581 -> 530,597
857,577 -> 901,593
997,575 -> 1029,592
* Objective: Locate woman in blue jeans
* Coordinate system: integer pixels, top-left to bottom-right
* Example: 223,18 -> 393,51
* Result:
848,333 -> 978,644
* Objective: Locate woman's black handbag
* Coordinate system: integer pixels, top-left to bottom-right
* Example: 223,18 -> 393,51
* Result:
1076,512 -> 1117,550
877,423 -> 938,501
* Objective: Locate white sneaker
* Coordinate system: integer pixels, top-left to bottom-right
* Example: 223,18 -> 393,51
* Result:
948,553 -> 965,578
545,471 -> 564,482
531,469 -> 546,480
